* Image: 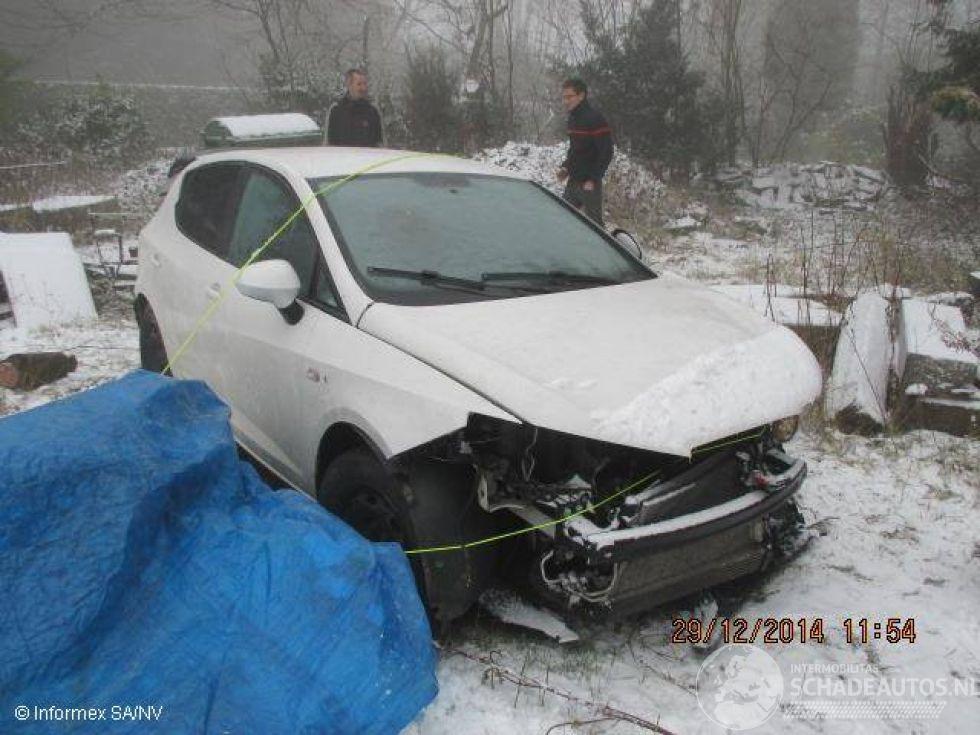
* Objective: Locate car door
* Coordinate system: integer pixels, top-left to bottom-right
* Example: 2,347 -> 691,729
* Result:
155,162 -> 244,383
204,165 -> 353,489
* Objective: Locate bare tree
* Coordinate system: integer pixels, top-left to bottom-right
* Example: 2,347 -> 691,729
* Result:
740,0 -> 858,163
702,0 -> 746,164
201,0 -> 401,115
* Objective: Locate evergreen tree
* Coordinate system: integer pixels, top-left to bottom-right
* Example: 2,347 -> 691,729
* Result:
403,46 -> 462,153
574,0 -> 712,171
0,50 -> 24,133
917,6 -> 980,128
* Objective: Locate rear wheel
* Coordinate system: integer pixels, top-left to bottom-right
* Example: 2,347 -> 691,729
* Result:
318,447 -> 501,625
136,301 -> 170,375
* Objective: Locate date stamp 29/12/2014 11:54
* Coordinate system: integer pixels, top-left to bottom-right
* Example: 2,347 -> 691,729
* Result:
672,616 -> 918,646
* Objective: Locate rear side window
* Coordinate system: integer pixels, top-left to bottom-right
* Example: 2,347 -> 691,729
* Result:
175,163 -> 241,257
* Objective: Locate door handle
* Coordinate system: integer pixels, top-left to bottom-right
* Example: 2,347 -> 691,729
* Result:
150,252 -> 161,267
206,283 -> 221,300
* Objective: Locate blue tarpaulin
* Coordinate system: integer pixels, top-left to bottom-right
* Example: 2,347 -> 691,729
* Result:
0,370 -> 437,734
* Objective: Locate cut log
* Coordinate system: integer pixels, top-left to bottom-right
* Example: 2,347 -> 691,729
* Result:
0,352 -> 77,390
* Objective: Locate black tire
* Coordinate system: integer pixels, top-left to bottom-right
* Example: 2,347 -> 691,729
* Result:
136,301 -> 170,375
318,447 -> 501,624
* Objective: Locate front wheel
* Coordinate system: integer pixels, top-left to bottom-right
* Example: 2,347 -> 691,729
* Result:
318,447 -> 501,624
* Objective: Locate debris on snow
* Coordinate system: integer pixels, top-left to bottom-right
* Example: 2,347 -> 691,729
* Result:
712,161 -> 887,212
824,293 -> 891,432
479,588 -> 580,644
897,299 -> 978,392
663,215 -> 701,234
418,429 -> 980,735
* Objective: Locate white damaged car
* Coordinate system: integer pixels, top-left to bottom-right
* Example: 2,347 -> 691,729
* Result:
135,147 -> 822,622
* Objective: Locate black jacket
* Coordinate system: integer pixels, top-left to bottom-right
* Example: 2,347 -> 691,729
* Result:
326,95 -> 383,147
562,99 -> 613,183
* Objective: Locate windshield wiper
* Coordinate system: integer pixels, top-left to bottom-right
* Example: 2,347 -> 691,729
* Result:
480,270 -> 619,286
368,266 -> 487,292
368,266 -> 548,294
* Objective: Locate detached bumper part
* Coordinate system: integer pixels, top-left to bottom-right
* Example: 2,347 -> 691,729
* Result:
543,449 -> 806,614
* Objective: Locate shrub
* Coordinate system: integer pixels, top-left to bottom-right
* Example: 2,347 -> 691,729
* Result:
18,82 -> 150,164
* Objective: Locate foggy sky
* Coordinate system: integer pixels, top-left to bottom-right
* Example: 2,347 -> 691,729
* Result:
0,0 -> 255,86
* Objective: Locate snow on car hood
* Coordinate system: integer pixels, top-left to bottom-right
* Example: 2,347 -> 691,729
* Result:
359,274 -> 822,456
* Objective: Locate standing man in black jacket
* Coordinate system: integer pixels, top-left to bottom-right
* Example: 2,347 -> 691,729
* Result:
557,78 -> 613,225
325,68 -> 383,147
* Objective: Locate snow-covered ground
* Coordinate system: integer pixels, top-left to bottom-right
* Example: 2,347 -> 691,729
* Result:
1,145 -> 977,733
0,318 -> 138,416
3,305 -> 976,732
413,429 -> 979,735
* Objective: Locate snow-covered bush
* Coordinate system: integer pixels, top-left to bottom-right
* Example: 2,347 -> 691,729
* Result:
473,142 -> 665,222
18,83 -> 150,164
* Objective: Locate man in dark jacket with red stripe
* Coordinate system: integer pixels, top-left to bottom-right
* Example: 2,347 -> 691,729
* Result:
557,78 -> 613,225
325,68 -> 383,147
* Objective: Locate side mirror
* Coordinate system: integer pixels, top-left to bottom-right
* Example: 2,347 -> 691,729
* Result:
611,228 -> 643,260
236,259 -> 304,324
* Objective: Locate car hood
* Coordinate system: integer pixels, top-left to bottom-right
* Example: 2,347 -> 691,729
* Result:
358,274 -> 822,456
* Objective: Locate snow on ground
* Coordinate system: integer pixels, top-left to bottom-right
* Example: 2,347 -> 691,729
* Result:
2,145 -> 977,734
4,313 -> 976,734
898,299 -> 978,369
711,283 -> 842,327
479,589 -> 580,645
0,317 -> 138,416
474,141 -> 666,206
113,157 -> 172,214
656,231 -> 771,283
30,194 -> 116,212
414,430 -> 979,735
0,195 -> 118,212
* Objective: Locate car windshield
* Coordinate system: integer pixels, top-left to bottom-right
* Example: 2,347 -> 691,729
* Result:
308,172 -> 653,305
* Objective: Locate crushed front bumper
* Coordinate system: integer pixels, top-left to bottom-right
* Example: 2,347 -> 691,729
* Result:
537,449 -> 807,614
565,449 -> 805,563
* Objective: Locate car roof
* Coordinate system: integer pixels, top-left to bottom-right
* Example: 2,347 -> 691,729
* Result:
190,146 -> 530,181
